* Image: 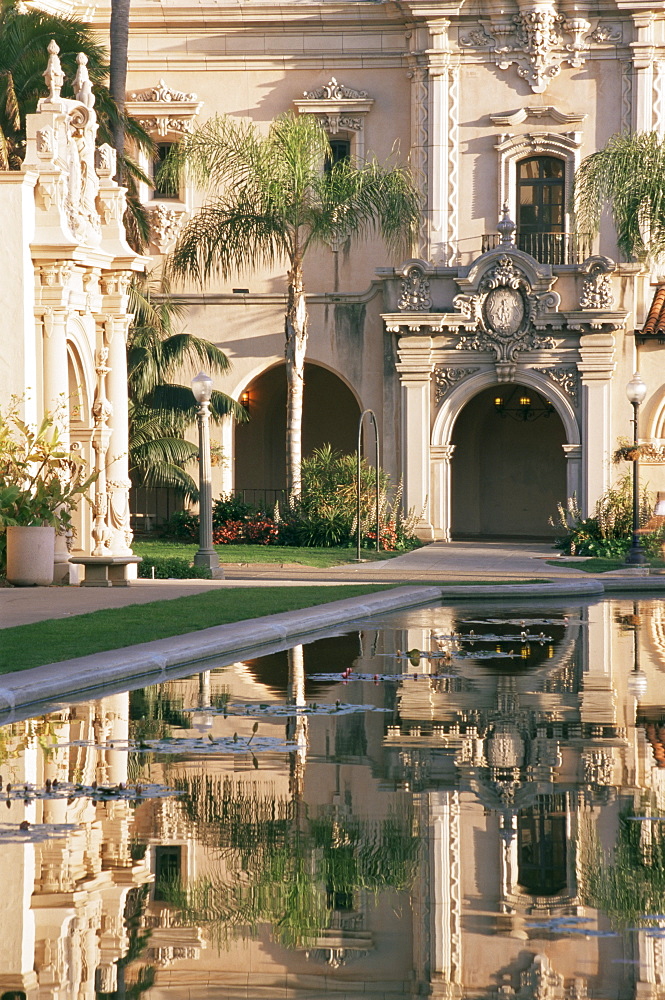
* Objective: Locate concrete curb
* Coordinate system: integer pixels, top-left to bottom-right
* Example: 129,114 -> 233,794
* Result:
437,580 -> 604,599
0,585 -> 441,718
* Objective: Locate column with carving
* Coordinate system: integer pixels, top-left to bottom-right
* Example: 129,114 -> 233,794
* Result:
428,790 -> 463,997
37,262 -> 77,581
395,338 -> 435,539
407,49 -> 429,258
576,333 -> 616,516
430,444 -> 456,541
630,13 -> 655,133
100,273 -> 134,557
426,20 -> 458,265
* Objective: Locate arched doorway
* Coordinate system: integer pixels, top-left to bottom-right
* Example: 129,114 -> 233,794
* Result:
451,383 -> 566,538
235,363 -> 361,498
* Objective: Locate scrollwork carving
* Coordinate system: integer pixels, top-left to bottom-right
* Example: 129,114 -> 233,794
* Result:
397,260 -> 432,312
434,367 -> 480,404
579,255 -> 615,309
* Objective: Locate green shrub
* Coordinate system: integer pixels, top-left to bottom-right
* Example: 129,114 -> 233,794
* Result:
161,509 -> 199,541
138,556 -> 212,579
551,475 -> 652,556
275,446 -> 422,550
213,493 -> 258,525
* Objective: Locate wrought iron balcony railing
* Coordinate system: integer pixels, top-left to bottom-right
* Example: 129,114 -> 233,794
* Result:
481,231 -> 593,265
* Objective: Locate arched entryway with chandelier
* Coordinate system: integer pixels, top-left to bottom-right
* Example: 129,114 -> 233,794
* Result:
431,370 -> 581,541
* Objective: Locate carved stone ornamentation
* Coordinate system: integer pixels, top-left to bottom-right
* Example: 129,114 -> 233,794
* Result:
453,254 -> 559,362
43,38 -> 64,100
532,365 -> 579,403
147,203 -> 187,252
579,255 -> 615,309
36,127 -> 55,156
129,79 -> 197,103
588,22 -> 622,44
294,78 -> 374,160
397,259 -> 433,312
463,5 -> 591,93
302,78 -> 369,101
434,367 -> 480,404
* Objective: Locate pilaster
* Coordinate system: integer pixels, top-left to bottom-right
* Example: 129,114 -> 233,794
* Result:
577,333 -> 616,516
430,443 -> 455,541
395,337 -> 435,538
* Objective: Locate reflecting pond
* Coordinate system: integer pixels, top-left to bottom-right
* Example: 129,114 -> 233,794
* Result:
3,596 -> 665,998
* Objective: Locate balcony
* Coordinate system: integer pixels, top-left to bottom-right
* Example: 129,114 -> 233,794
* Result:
481,231 -> 593,266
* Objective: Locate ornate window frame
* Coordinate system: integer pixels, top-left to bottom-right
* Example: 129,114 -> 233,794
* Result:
294,78 -> 374,162
494,131 -> 583,238
125,80 -> 203,252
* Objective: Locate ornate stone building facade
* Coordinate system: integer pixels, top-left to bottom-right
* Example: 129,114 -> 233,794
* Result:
68,0 -> 665,541
0,42 -> 146,576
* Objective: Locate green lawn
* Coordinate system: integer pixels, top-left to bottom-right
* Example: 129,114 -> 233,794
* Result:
0,585 -> 389,673
133,539 -> 400,569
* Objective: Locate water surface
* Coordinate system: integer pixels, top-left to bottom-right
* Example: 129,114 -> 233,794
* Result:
0,596 -> 663,998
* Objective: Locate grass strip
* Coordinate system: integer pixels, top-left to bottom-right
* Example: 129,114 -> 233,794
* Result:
0,585 -> 388,673
133,541 -> 399,568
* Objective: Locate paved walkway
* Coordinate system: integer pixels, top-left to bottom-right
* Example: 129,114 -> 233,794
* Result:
0,539 -> 657,629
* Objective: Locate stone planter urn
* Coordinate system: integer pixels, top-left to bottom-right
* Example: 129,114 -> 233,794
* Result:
6,525 -> 56,586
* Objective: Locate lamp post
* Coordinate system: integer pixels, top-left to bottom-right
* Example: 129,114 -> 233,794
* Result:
192,372 -> 221,576
625,372 -> 648,566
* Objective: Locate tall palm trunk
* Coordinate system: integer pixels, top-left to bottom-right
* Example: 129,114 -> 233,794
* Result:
109,0 -> 131,180
285,263 -> 307,496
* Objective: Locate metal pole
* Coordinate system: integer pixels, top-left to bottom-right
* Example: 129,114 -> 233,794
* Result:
626,398 -> 647,566
194,399 -> 221,574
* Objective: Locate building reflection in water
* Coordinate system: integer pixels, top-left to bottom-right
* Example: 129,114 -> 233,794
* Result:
2,599 -> 665,997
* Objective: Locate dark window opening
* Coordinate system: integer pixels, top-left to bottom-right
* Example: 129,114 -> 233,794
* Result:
517,799 -> 567,896
325,138 -> 351,174
153,142 -> 179,200
154,844 -> 182,900
517,156 -> 565,262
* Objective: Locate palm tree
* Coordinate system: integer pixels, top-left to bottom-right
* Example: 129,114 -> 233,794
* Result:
128,274 -> 247,496
109,0 -> 131,176
164,112 -> 419,495
574,132 -> 665,265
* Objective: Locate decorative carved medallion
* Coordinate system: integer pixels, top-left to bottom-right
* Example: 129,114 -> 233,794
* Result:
579,255 -> 615,309
397,259 -> 432,312
454,254 -> 558,361
434,367 -> 480,404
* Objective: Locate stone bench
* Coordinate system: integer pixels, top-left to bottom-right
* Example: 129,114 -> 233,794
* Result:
69,555 -> 143,588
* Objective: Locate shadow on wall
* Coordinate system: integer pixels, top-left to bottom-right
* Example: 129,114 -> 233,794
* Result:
235,363 -> 361,493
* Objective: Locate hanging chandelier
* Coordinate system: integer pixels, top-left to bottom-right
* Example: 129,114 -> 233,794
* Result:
493,387 -> 555,422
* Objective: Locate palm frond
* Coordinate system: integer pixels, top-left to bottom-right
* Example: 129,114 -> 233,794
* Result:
574,132 -> 665,260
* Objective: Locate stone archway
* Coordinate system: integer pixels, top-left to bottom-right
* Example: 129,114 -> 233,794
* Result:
450,383 -> 567,538
234,362 -> 361,499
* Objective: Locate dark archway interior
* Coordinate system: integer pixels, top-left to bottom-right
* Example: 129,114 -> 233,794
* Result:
235,363 -> 361,495
451,383 -> 567,539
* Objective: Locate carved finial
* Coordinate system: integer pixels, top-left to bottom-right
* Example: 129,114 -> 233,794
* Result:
497,202 -> 516,245
43,39 -> 65,101
74,52 -> 95,109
